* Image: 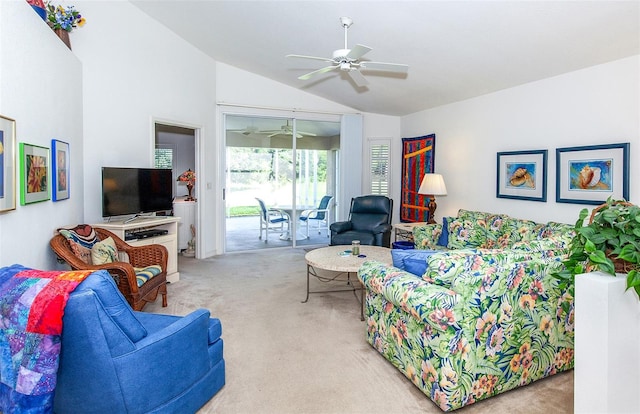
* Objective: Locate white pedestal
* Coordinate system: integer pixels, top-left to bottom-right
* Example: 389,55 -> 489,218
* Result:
575,272 -> 640,413
173,200 -> 196,251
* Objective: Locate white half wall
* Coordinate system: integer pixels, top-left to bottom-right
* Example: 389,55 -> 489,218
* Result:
0,0 -> 84,269
575,272 -> 640,413
401,55 -> 640,225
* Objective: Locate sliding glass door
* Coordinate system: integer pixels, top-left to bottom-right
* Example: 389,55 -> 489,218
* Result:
224,114 -> 339,252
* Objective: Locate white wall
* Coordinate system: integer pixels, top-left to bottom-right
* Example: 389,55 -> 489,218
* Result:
0,0 -> 84,269
72,0 -> 218,257
401,55 -> 640,225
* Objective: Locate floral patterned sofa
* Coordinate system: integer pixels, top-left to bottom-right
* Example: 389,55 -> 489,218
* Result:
412,208 -> 574,251
357,210 -> 575,411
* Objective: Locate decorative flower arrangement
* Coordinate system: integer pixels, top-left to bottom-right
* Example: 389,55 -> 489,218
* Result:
177,169 -> 196,185
45,2 -> 86,32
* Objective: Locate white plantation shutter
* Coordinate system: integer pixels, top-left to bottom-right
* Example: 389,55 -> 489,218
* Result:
369,139 -> 391,196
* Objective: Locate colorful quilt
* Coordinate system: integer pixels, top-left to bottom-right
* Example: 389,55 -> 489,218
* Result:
0,264 -> 92,413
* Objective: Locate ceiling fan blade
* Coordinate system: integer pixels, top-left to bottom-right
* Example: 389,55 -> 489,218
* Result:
347,69 -> 369,87
286,54 -> 334,63
298,65 -> 338,80
347,44 -> 372,60
359,61 -> 409,73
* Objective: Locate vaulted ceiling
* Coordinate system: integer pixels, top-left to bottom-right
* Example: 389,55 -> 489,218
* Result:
132,1 -> 640,117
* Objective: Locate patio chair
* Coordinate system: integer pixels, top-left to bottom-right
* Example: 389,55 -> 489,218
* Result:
299,195 -> 334,238
256,197 -> 291,242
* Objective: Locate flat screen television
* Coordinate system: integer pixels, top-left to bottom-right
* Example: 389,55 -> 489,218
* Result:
102,167 -> 173,218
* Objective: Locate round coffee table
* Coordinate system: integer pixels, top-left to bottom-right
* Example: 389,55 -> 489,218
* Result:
304,245 -> 392,320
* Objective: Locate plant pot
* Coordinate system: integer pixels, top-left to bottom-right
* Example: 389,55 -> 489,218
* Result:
54,28 -> 71,50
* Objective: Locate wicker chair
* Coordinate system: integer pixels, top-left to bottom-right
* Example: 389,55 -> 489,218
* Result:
50,227 -> 168,311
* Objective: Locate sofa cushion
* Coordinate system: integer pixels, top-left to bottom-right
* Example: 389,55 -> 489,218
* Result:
512,237 -> 571,255
391,249 -> 438,276
447,218 -> 486,249
508,218 -> 546,243
134,265 -> 163,287
539,221 -> 576,244
457,209 -> 493,222
412,224 -> 442,250
424,249 -> 541,288
481,214 -> 512,249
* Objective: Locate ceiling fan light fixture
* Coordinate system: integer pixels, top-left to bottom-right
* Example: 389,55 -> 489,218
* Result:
285,17 -> 408,88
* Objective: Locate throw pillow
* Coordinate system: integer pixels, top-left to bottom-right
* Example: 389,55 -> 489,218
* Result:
58,224 -> 100,264
391,249 -> 438,276
68,241 -> 92,264
58,224 -> 100,248
437,216 -> 451,246
91,237 -> 118,265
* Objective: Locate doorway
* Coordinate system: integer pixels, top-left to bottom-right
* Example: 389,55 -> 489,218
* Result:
154,123 -> 197,256
224,114 -> 340,252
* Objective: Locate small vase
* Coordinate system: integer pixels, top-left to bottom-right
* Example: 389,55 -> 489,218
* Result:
54,28 -> 71,50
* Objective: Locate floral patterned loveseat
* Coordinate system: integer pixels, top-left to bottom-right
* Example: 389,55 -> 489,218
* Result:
357,210 -> 575,411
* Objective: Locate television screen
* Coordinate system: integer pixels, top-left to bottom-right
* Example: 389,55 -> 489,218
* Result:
102,167 -> 173,218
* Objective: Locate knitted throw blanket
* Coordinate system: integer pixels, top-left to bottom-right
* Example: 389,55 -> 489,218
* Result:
0,264 -> 93,413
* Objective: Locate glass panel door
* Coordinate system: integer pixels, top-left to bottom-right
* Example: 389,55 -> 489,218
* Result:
224,114 -> 340,252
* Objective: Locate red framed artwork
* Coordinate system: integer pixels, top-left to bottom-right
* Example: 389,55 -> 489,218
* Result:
401,134 -> 435,222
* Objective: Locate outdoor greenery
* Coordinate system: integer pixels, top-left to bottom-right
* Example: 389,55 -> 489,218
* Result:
554,197 -> 640,299
227,148 -> 327,185
229,206 -> 260,217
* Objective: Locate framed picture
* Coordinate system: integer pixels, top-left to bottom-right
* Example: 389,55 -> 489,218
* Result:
51,139 -> 69,201
496,149 -> 547,202
0,114 -> 16,213
556,143 -> 629,205
19,143 -> 50,205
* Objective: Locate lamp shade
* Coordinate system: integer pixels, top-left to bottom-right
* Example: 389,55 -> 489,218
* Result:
177,169 -> 196,184
418,173 -> 447,196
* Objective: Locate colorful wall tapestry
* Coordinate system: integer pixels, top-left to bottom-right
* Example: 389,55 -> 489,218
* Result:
401,134 -> 435,222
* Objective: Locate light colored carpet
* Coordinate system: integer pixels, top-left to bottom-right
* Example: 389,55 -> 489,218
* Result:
145,248 -> 574,414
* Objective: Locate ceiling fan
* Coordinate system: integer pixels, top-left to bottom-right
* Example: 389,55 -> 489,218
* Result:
286,17 -> 409,88
227,125 -> 260,135
259,120 -> 317,138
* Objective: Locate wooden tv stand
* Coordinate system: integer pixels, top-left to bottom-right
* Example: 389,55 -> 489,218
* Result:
93,216 -> 181,283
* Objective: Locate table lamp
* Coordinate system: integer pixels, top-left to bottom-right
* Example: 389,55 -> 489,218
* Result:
418,173 -> 447,224
177,169 -> 196,201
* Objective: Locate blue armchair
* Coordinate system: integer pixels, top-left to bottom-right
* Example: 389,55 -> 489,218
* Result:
330,195 -> 393,247
54,269 -> 225,413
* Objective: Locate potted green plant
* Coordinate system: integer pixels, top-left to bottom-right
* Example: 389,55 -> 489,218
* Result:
555,197 -> 640,298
